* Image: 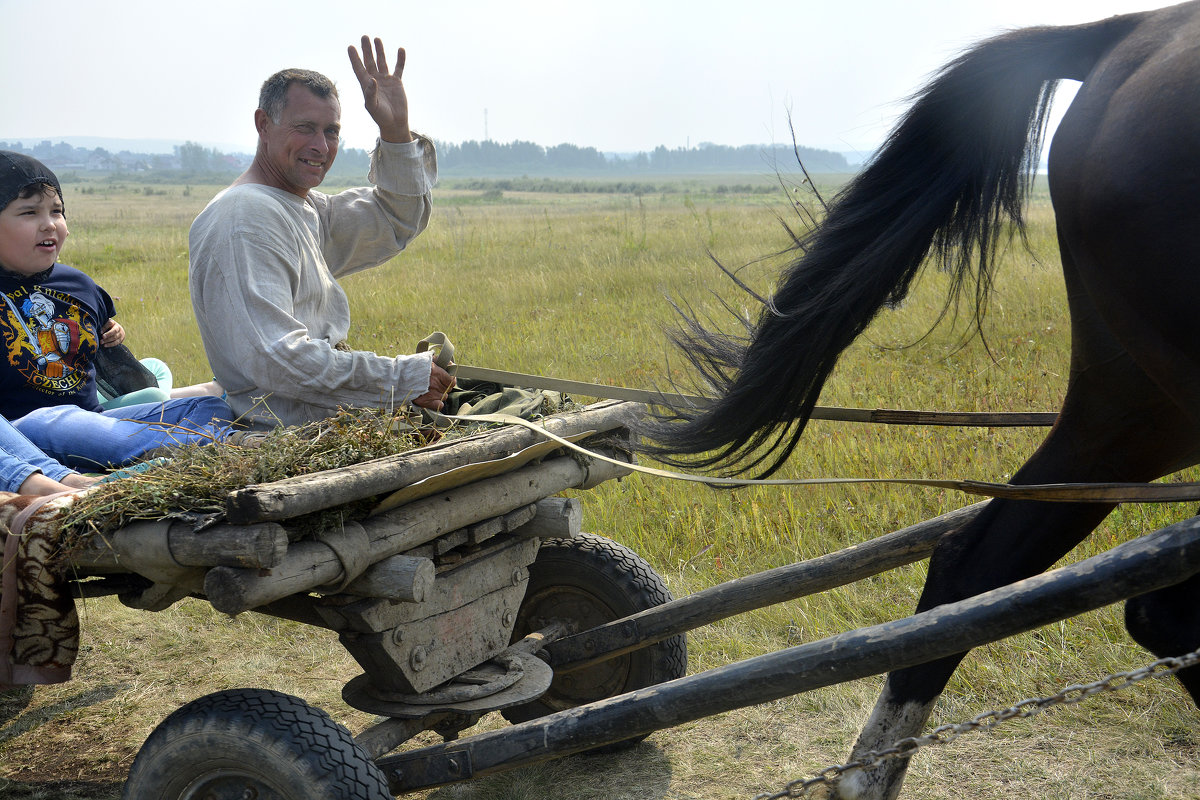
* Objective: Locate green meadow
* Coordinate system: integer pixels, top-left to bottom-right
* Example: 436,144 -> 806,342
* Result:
1,175 -> 1197,800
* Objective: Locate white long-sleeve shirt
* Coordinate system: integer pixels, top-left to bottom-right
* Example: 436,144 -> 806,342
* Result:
189,136 -> 438,428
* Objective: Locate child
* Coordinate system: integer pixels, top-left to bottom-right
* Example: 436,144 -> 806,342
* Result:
0,150 -> 237,470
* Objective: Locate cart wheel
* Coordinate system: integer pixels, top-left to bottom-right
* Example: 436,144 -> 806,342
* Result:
122,688 -> 390,800
502,533 -> 687,750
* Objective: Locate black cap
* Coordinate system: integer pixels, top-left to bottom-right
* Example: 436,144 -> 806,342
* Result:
0,151 -> 64,215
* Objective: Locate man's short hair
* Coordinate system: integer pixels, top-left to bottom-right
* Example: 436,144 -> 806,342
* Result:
258,69 -> 339,123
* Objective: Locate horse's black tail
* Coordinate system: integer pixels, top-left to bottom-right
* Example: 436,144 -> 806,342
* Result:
640,14 -> 1140,477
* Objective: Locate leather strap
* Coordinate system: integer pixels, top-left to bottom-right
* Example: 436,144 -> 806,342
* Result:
416,331 -> 1056,428
418,333 -> 1195,503
433,410 -> 1200,505
317,522 -> 373,593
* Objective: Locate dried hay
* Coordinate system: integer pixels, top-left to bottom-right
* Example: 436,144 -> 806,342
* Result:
50,383 -> 584,570
54,407 -> 481,559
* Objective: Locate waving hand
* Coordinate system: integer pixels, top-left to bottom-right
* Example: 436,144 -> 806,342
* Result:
348,36 -> 413,143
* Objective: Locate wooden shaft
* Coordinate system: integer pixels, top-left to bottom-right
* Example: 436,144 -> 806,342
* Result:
548,501 -> 987,672
380,515 -> 1200,792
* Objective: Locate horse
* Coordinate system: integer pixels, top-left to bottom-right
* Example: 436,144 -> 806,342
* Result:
639,2 -> 1200,798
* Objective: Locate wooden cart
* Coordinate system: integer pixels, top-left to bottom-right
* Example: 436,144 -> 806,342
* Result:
50,400 -> 682,799
26,399 -> 1200,799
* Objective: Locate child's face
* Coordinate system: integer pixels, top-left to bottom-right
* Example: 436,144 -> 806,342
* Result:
0,186 -> 69,276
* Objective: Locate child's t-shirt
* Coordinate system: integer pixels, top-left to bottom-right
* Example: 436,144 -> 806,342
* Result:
0,263 -> 116,419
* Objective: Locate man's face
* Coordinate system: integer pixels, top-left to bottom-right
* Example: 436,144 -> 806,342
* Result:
0,186 -> 69,277
256,84 -> 342,197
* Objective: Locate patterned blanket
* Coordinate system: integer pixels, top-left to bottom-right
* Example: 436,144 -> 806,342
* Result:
0,491 -> 77,688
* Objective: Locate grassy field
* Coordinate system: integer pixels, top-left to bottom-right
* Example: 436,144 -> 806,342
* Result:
1,174 -> 1198,800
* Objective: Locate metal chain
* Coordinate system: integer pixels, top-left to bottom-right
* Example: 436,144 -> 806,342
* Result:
753,647 -> 1200,799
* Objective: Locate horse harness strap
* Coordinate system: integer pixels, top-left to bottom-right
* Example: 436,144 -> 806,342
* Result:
431,409 -> 1200,505
417,333 -> 1200,504
449,365 -> 1059,428
414,332 -> 1058,429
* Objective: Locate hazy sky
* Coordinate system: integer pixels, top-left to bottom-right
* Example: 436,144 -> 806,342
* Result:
1,0 -> 1175,156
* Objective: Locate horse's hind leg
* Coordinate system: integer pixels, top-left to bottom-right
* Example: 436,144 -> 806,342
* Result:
1125,569 -> 1200,704
833,485 -> 1184,799
832,495 -> 1116,800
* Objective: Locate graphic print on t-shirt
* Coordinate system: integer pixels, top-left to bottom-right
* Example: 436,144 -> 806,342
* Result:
0,286 -> 95,398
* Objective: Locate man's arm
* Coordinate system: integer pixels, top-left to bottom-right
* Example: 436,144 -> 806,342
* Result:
189,195 -> 440,426
314,140 -> 436,280
320,35 -> 438,280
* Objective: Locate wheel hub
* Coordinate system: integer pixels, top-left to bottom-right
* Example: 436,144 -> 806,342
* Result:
342,650 -> 553,718
179,768 -> 288,799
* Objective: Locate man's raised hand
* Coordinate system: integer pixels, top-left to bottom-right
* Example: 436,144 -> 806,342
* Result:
348,35 -> 413,143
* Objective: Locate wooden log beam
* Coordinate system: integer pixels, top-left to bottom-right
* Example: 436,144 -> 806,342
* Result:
510,497 -> 582,541
225,400 -> 640,524
204,452 -> 632,614
380,514 -> 1200,791
69,518 -> 288,574
342,554 -> 435,601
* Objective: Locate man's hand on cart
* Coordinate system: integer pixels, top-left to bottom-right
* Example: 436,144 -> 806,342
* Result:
412,362 -> 456,411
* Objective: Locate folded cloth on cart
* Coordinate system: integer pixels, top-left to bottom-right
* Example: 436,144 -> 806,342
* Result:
442,378 -> 566,419
414,332 -> 569,420
0,492 -> 78,689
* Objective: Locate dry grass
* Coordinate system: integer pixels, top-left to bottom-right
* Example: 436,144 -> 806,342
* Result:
53,406 -> 448,557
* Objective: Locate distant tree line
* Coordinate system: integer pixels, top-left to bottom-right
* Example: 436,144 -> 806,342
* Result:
0,137 -> 850,180
441,176 -> 781,195
436,139 -> 849,174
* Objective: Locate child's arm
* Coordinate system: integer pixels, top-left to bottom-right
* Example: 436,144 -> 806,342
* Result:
19,471 -> 96,495
101,318 -> 125,347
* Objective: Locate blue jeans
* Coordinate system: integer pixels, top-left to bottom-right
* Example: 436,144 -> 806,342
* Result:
0,414 -> 76,492
13,397 -> 235,471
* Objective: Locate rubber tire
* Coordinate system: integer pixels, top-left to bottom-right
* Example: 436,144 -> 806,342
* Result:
501,533 -> 687,749
122,688 -> 390,800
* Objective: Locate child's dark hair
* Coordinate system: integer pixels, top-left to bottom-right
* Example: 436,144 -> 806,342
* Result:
17,182 -> 62,209
0,151 -> 64,215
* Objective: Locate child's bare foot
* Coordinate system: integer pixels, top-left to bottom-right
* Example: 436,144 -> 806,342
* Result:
59,473 -> 100,490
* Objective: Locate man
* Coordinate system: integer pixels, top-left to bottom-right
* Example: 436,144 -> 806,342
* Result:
189,36 -> 455,429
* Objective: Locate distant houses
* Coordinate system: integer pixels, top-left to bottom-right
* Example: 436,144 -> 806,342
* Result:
0,139 -> 252,176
